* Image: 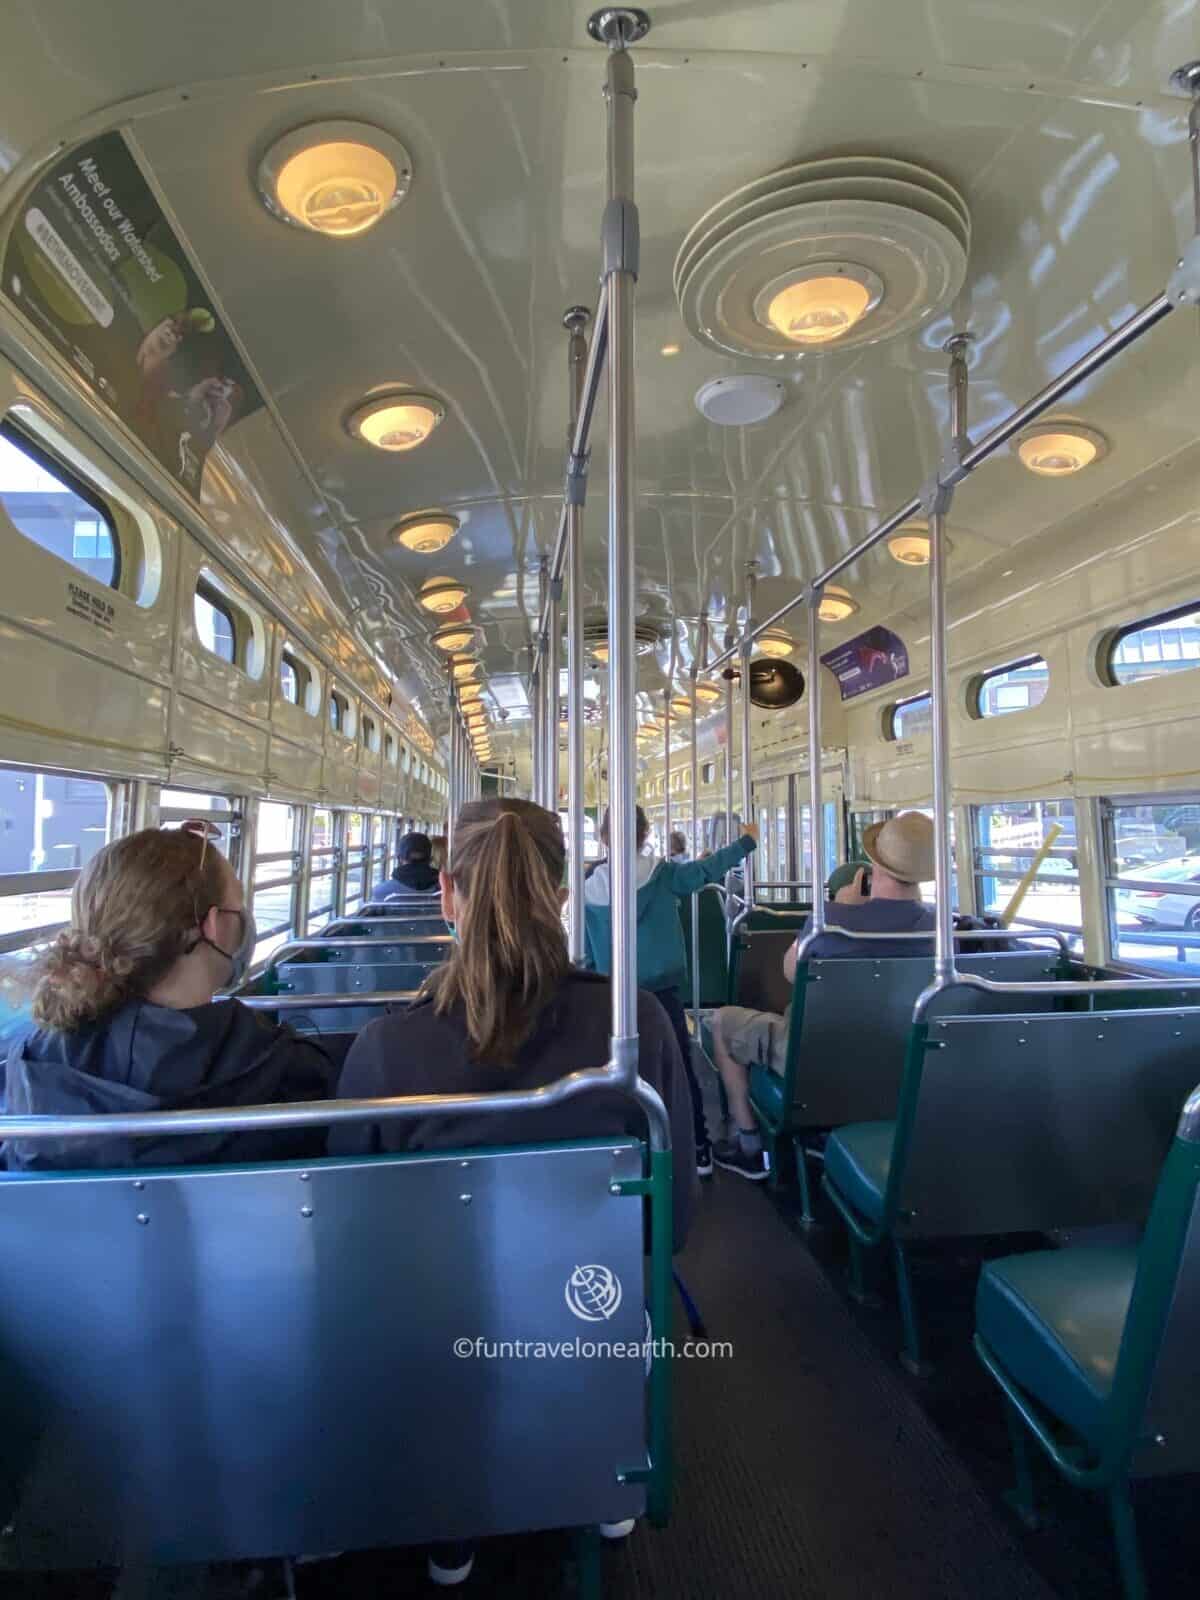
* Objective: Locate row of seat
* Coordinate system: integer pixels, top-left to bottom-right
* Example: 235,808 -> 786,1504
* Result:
702,917 -> 1200,1599
0,890 -> 674,1579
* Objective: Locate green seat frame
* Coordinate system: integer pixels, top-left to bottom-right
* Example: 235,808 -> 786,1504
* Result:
975,1085 -> 1200,1600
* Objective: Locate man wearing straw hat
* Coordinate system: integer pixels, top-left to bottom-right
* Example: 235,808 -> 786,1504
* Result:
710,812 -> 936,1182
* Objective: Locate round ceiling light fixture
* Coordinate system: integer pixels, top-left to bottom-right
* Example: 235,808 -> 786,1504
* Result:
886,519 -> 954,566
756,628 -> 795,659
451,654 -> 478,683
591,642 -> 610,663
457,680 -> 483,703
756,262 -> 883,346
695,374 -> 786,427
1016,422 -> 1108,477
693,679 -> 723,704
675,155 -> 970,359
818,585 -> 859,624
432,622 -> 477,654
669,696 -> 694,719
347,391 -> 446,452
392,512 -> 459,554
418,575 -> 469,614
258,121 -> 413,238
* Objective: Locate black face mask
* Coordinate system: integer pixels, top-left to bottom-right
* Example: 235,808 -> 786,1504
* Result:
198,908 -> 255,986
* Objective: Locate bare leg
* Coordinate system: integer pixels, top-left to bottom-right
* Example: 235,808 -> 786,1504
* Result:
711,1010 -> 756,1129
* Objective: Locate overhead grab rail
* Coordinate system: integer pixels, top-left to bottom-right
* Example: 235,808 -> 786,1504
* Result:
791,62 -> 1200,1018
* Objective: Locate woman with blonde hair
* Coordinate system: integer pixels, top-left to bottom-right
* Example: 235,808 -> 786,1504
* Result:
5,824 -> 335,1170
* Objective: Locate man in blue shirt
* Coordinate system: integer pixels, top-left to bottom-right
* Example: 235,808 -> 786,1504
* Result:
710,812 -> 936,1181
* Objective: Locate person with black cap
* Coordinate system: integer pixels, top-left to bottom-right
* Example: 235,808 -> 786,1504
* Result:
371,832 -> 440,900
708,812 -> 937,1181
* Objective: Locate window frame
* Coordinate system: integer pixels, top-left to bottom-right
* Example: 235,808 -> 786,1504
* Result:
194,578 -> 239,667
967,653 -> 1051,721
0,416 -> 123,592
1101,792 -> 1200,973
1101,602 -> 1200,689
970,799 -> 1081,938
0,764 -> 119,957
884,692 -> 932,743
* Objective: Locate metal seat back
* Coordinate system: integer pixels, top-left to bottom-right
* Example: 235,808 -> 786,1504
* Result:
898,1007 -> 1200,1239
0,1140 -> 649,1566
786,951 -> 1062,1129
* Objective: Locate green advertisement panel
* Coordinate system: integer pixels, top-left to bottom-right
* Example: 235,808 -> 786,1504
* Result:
2,131 -> 262,498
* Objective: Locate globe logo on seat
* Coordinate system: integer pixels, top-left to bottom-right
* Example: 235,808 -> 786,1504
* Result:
565,1264 -> 623,1322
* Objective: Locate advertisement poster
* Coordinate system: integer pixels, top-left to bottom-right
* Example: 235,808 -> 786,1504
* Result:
2,131 -> 261,498
820,625 -> 909,700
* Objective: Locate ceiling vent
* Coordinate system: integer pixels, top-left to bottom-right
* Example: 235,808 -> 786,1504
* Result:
675,155 -> 970,360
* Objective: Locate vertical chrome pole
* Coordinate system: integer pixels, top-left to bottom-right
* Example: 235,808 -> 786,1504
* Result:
930,333 -> 972,984
565,306 -> 591,963
689,621 -> 703,1036
530,662 -> 542,805
448,697 -> 459,850
723,645 -> 736,946
662,686 -> 672,853
740,564 -> 757,907
546,573 -> 561,815
806,589 -> 825,935
599,7 -> 642,1061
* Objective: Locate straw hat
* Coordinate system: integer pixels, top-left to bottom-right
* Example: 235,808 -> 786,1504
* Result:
861,812 -> 935,885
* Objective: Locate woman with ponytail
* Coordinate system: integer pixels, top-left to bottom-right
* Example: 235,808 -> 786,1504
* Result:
4,825 -> 335,1171
330,799 -> 696,1243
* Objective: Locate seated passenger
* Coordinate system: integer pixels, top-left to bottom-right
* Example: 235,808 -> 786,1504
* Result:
4,825 -> 335,1171
710,811 -> 935,1181
370,830 -> 440,899
331,798 -> 697,1246
668,829 -> 690,863
429,834 -> 449,872
583,805 -> 758,1178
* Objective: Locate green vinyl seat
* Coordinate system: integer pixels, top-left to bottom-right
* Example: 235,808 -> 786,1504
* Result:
975,1247 -> 1135,1450
823,1121 -> 894,1225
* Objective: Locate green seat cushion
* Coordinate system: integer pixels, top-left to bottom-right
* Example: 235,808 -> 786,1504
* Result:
976,1246 -> 1136,1447
824,1121 -> 895,1223
749,1062 -> 785,1128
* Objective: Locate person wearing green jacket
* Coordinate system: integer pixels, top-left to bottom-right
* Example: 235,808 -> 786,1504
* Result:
584,805 -> 758,1177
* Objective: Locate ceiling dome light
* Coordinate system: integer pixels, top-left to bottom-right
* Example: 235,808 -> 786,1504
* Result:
758,263 -> 882,346
694,680 -> 723,704
1016,423 -> 1108,477
432,622 -> 476,653
591,642 -> 610,663
695,375 -> 786,427
458,681 -> 483,703
348,392 -> 446,452
886,520 -> 953,566
418,575 -> 469,614
451,655 -> 478,683
669,696 -> 694,718
258,121 -> 413,238
818,586 -> 859,624
756,628 -> 795,659
393,512 -> 459,554
676,155 -> 970,359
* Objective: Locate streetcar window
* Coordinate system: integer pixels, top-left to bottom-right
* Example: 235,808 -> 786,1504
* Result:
970,655 -> 1049,718
194,581 -> 237,665
362,714 -> 380,754
972,800 -> 1078,936
885,693 -> 931,741
1104,603 -> 1200,687
0,767 -> 113,959
384,732 -> 397,765
279,649 -> 308,705
0,419 -> 119,589
329,690 -> 349,734
252,800 -> 299,965
1105,794 -> 1200,972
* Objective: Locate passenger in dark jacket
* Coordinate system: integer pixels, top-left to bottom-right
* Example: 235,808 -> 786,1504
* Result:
4,824 -> 335,1171
330,798 -> 697,1250
369,830 -> 440,899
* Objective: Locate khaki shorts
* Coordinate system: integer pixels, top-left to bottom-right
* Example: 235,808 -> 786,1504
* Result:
720,1006 -> 788,1076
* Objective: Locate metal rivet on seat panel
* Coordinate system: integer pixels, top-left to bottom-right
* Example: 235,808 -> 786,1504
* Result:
461,1160 -> 471,1168
1097,1033 -> 1105,1040
132,1180 -> 145,1191
299,1171 -> 311,1182
300,1205 -> 314,1218
460,1193 -> 472,1205
1018,1038 -> 1027,1045
610,1183 -> 622,1195
136,1213 -> 149,1226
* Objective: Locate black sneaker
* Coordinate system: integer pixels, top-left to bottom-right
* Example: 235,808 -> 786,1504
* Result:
696,1140 -> 714,1178
712,1138 -> 768,1182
